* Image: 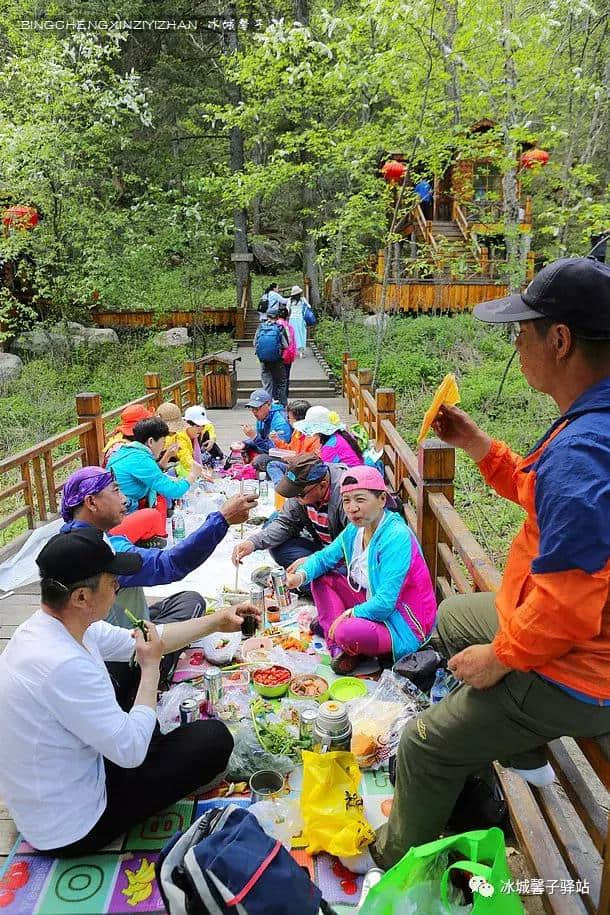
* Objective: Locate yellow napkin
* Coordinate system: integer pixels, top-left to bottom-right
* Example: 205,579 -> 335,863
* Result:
417,373 -> 460,443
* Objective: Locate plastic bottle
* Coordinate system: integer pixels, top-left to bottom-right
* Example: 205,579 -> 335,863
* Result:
258,472 -> 269,500
171,501 -> 186,541
430,668 -> 450,704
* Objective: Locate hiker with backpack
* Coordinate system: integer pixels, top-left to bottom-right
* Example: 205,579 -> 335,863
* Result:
257,282 -> 288,322
277,303 -> 297,398
253,303 -> 290,405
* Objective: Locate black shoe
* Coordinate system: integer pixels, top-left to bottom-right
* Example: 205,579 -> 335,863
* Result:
445,772 -> 508,832
136,536 -> 168,549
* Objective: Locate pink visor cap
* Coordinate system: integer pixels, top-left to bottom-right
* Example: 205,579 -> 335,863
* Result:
340,465 -> 387,493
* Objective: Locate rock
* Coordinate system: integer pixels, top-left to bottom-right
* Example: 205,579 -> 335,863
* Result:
363,313 -> 389,329
83,327 -> 119,345
13,328 -> 69,355
251,239 -> 284,269
153,327 -> 190,347
0,352 -> 23,385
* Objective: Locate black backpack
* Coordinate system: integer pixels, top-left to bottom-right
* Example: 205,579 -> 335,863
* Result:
257,294 -> 269,314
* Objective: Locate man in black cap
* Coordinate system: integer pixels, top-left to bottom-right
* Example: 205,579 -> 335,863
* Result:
231,453 -> 348,576
365,256 -> 610,873
0,527 -> 258,856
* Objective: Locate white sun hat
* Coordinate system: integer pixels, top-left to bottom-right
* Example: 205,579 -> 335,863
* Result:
294,405 -> 345,437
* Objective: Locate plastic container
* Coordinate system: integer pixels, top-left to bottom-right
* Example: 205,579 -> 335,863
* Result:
329,677 -> 369,702
252,665 -> 292,698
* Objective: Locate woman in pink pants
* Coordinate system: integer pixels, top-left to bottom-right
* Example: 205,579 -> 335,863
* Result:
286,466 -> 437,674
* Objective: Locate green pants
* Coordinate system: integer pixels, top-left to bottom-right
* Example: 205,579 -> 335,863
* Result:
373,592 -> 610,870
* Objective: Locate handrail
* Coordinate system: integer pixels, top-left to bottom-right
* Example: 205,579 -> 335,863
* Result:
413,203 -> 438,253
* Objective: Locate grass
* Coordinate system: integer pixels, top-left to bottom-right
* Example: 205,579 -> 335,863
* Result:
315,311 -> 558,567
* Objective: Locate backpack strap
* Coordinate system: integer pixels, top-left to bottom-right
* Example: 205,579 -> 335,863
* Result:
226,839 -> 282,906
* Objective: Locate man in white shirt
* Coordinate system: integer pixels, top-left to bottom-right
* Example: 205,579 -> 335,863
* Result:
0,526 -> 257,856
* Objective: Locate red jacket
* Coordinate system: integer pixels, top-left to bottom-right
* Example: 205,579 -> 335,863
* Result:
479,376 -> 610,698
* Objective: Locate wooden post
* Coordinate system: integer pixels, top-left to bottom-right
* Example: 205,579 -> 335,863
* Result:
375,388 -> 396,449
526,251 -> 535,281
342,352 -> 350,397
235,307 -> 245,340
357,369 -> 373,427
183,361 -> 198,406
75,393 -> 105,468
346,358 -> 358,417
480,246 -> 489,276
416,439 -> 455,584
144,372 -> 163,410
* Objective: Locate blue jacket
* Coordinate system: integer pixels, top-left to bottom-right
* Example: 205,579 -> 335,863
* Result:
245,402 -> 292,453
61,513 -> 229,588
107,442 -> 189,512
300,510 -> 437,660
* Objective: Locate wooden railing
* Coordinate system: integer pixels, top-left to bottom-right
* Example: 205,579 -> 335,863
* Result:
413,203 -> 438,253
342,352 -> 502,597
0,357 -> 214,546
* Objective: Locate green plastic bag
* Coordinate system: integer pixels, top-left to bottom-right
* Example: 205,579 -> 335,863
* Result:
360,827 -> 523,914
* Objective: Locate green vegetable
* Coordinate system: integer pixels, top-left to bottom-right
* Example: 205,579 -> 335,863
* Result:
125,609 -> 148,667
250,698 -> 311,757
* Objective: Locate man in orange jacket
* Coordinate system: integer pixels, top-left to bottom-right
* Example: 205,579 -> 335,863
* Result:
368,257 -> 610,872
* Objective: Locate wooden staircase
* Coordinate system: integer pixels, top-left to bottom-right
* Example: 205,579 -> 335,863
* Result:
409,203 -> 482,279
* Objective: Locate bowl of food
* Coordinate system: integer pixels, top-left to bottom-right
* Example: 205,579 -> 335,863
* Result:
289,674 -> 329,702
242,636 -> 273,664
252,665 -> 292,698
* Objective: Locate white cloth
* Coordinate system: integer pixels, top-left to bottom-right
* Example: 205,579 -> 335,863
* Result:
0,610 -> 156,849
348,528 -> 370,593
0,518 -> 63,592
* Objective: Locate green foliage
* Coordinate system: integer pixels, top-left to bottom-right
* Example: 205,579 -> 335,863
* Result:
316,314 -> 558,565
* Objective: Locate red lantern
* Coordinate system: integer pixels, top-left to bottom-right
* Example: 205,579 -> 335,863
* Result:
520,149 -> 549,169
2,205 -> 39,230
381,159 -> 407,184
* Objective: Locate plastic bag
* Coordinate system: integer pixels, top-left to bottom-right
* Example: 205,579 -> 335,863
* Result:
360,828 -> 523,915
300,750 -> 375,856
269,646 -> 320,675
200,630 -> 241,665
227,725 -> 294,780
248,799 -> 303,850
156,682 -> 206,734
349,670 -> 420,769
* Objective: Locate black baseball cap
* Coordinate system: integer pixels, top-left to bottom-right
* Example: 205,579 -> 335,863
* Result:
474,256 -> 610,340
36,527 -> 142,588
275,454 -> 329,498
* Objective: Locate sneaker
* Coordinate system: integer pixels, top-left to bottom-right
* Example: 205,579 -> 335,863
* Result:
509,763 -> 555,787
330,651 -> 360,675
136,536 -> 168,549
309,619 -> 324,637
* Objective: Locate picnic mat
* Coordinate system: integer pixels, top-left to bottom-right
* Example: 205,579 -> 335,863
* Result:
0,766 -> 394,914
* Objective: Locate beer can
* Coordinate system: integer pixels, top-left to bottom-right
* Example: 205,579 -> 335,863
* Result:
179,698 -> 199,726
299,707 -> 318,742
270,566 -> 290,610
204,668 -> 224,716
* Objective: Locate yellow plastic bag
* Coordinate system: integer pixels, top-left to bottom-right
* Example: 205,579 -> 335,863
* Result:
417,373 -> 460,443
300,750 -> 375,856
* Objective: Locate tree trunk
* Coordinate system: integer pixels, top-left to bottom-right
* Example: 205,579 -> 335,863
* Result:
302,181 -> 320,306
223,6 -> 250,308
500,0 -> 522,293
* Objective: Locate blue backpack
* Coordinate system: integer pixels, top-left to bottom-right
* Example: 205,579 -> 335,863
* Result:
157,804 -> 330,915
255,322 -> 284,362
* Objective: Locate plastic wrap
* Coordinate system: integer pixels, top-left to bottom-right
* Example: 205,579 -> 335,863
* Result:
200,630 -> 242,665
349,670 -> 421,769
156,682 -> 206,733
226,725 -> 295,780
268,646 -> 320,675
248,799 -> 303,850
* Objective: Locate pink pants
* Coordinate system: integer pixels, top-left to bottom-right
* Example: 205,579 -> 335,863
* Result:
310,571 -> 393,657
109,502 -> 167,543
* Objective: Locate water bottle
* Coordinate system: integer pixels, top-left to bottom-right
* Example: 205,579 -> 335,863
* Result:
430,668 -> 450,704
258,472 -> 269,500
171,501 -> 186,541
